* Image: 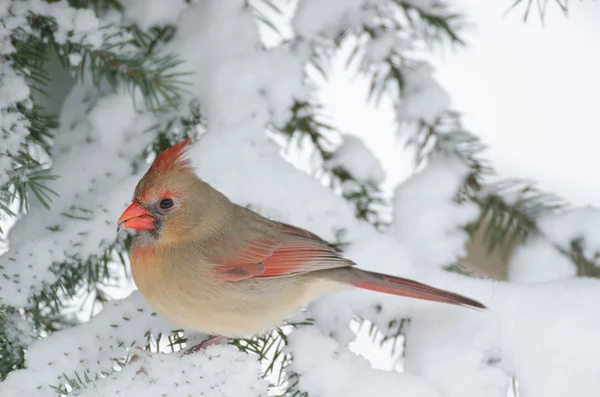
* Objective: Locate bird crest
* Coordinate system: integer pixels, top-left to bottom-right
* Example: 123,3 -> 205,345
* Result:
148,137 -> 192,175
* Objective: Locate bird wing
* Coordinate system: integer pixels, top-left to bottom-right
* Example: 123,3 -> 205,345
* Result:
213,222 -> 355,281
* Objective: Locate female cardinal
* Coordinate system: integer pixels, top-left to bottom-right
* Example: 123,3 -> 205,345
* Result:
118,138 -> 484,352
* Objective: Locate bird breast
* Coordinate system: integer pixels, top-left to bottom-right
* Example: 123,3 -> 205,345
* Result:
130,245 -> 340,337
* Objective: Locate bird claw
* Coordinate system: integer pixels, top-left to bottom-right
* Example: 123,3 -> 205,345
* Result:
183,335 -> 225,355
129,346 -> 151,375
129,346 -> 149,363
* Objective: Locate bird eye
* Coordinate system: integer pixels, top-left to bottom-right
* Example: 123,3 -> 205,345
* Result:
159,198 -> 174,210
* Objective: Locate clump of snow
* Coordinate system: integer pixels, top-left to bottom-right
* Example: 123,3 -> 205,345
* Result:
538,207 -> 600,257
0,3 -> 32,185
2,310 -> 37,356
394,154 -> 479,270
0,292 -> 175,396
363,31 -> 411,64
0,0 -> 131,186
68,53 -> 83,67
325,135 -> 386,185
119,0 -> 189,30
76,346 -> 267,397
287,326 -> 443,397
508,235 -> 576,283
395,63 -> 450,124
293,0 -> 374,39
509,207 -> 600,283
404,301 -> 508,397
494,278 -> 600,397
16,0 -> 117,49
0,64 -> 30,109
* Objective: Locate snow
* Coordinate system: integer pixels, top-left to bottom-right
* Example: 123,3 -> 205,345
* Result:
1,0 -> 600,397
325,135 -> 386,185
0,292 -> 175,396
395,63 -> 451,124
394,153 -> 479,270
509,207 -> 600,283
363,31 -> 410,65
508,235 -> 576,283
494,278 -> 600,397
293,0 -> 371,39
0,3 -> 31,185
287,326 -> 443,397
119,0 -> 189,30
538,207 -> 600,257
68,53 -> 83,67
0,88 -> 156,306
0,0 -> 131,184
75,346 -> 267,397
19,0 -> 116,49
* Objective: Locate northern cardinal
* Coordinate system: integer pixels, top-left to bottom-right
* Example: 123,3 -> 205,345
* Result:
118,138 -> 484,353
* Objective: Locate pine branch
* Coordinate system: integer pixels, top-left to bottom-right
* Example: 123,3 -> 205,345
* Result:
0,154 -> 59,233
276,101 -> 388,227
0,27 -> 59,230
394,0 -> 465,45
505,0 -> 570,23
24,13 -> 191,112
400,111 -> 568,259
65,0 -> 125,14
0,12 -> 191,231
231,319 -> 314,396
551,238 -> 600,278
470,181 -> 565,258
247,0 -> 285,37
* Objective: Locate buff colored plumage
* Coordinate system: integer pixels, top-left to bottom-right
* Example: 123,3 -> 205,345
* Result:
118,139 -> 484,352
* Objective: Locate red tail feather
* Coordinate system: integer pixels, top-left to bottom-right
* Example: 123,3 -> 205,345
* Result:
352,270 -> 485,310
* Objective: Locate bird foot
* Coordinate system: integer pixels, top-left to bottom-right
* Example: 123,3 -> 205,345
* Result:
129,346 -> 150,363
184,335 -> 225,354
129,346 -> 151,375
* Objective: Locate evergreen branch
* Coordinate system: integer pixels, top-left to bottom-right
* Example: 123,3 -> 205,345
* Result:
248,0 -> 285,36
65,0 -> 125,14
129,25 -> 177,57
402,111 -> 567,259
469,181 -> 565,257
394,0 -> 465,45
551,238 -> 600,278
0,153 -> 59,234
8,29 -> 52,97
232,319 -> 314,395
0,28 -> 59,227
27,13 -> 190,112
363,316 -> 410,357
505,0 -> 570,23
276,101 -> 388,227
0,308 -> 26,381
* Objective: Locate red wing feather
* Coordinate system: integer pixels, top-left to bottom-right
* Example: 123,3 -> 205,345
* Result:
213,223 -> 354,281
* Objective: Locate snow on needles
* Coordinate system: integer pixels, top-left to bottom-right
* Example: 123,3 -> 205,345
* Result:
325,135 -> 386,185
2,1 -> 600,397
395,62 -> 451,124
394,153 -> 479,270
76,345 -> 267,397
287,326 -> 442,397
508,207 -> 600,283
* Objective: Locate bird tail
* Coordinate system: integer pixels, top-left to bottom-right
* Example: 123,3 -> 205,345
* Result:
346,268 -> 486,310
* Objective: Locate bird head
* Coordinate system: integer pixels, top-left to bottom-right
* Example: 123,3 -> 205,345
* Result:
117,138 -> 201,244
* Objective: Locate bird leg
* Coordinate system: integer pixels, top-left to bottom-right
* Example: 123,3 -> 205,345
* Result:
184,335 -> 225,354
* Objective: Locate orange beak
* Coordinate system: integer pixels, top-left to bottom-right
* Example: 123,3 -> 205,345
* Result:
117,202 -> 155,231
